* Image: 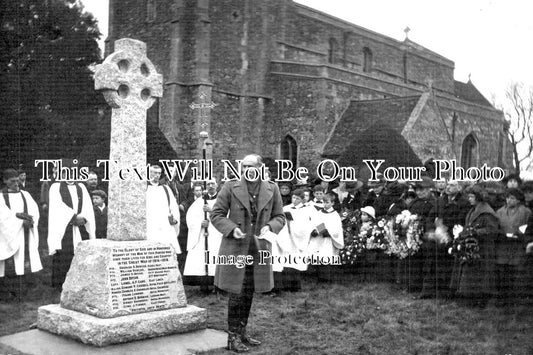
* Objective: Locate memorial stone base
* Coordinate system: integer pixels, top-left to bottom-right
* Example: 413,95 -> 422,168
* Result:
38,304 -> 206,347
37,239 -> 207,347
37,304 -> 207,346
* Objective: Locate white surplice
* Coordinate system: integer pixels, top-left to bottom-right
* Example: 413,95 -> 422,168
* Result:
184,197 -> 223,276
0,190 -> 42,276
273,203 -> 315,272
146,184 -> 181,254
307,207 -> 344,259
47,182 -> 95,255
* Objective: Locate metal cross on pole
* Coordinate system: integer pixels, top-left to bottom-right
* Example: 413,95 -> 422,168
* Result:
189,92 -> 218,131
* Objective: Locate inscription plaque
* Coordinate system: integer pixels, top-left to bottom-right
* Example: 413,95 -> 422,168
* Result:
108,245 -> 179,313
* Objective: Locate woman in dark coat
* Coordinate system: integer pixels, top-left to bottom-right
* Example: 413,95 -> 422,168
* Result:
450,185 -> 499,306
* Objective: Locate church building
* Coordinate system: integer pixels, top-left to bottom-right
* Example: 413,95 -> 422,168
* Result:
104,0 -> 512,177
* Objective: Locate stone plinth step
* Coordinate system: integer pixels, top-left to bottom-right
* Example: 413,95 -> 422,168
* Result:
0,328 -> 227,355
37,304 -> 207,347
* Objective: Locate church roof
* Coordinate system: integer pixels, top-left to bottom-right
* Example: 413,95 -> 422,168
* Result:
453,80 -> 492,107
322,96 -> 421,158
336,125 -> 423,171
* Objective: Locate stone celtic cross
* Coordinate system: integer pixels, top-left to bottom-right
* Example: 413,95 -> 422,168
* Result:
94,38 -> 162,241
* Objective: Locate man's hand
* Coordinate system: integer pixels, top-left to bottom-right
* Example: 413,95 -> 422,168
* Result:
72,215 -> 87,226
201,220 -> 209,228
203,204 -> 212,213
168,215 -> 178,225
259,225 -> 271,237
233,227 -> 245,239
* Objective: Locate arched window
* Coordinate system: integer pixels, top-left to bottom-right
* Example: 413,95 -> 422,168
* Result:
280,135 -> 298,169
328,38 -> 338,64
461,133 -> 478,168
363,47 -> 373,73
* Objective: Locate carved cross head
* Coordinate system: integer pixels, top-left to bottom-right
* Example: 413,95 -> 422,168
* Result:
94,38 -> 162,109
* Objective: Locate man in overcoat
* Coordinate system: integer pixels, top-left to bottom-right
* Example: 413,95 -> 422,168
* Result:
210,154 -> 285,353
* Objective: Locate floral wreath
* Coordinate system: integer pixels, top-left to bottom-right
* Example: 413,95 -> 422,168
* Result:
385,210 -> 423,259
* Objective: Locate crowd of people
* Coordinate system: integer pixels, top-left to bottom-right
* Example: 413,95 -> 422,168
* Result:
268,171 -> 533,309
2,160 -> 533,314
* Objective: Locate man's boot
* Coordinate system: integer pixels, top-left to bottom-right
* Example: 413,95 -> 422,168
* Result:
227,330 -> 249,353
240,321 -> 261,346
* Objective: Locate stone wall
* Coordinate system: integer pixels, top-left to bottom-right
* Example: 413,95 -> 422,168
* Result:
283,3 -> 456,94
438,96 -> 509,169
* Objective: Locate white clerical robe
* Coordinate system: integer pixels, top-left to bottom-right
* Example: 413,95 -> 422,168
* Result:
308,200 -> 324,211
274,203 -> 315,272
146,184 -> 181,254
0,190 -> 42,276
184,197 -> 223,276
47,182 -> 95,255
307,207 -> 344,258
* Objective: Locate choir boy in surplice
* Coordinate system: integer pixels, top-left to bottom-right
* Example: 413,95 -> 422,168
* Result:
307,192 -> 344,282
0,169 -> 42,299
146,164 -> 181,254
309,184 -> 325,210
184,178 -> 222,289
273,188 -> 314,292
48,164 -> 95,290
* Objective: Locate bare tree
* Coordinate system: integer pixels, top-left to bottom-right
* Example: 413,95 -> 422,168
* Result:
503,82 -> 533,174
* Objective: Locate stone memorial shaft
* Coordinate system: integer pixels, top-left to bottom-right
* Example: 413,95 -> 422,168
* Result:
94,38 -> 162,241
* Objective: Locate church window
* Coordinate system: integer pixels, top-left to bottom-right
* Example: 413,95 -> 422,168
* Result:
146,0 -> 156,22
363,47 -> 373,72
461,133 -> 478,168
281,135 -> 298,168
328,38 -> 338,64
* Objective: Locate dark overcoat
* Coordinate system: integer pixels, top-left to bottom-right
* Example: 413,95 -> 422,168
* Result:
210,179 -> 285,294
450,202 -> 498,296
495,204 -> 531,266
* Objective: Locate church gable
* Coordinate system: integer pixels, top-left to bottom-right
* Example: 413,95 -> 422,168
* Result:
402,93 -> 454,162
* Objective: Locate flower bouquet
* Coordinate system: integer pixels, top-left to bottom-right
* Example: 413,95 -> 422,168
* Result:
339,209 -> 365,265
340,209 -> 360,242
448,224 -> 480,264
366,218 -> 389,250
385,210 -> 423,259
339,232 -> 367,265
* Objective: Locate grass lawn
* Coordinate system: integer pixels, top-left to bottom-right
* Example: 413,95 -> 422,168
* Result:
1,263 -> 533,355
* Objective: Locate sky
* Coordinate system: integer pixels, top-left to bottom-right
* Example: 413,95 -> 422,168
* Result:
82,0 -> 533,104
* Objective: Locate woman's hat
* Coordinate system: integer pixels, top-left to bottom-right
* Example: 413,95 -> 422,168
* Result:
360,206 -> 376,219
